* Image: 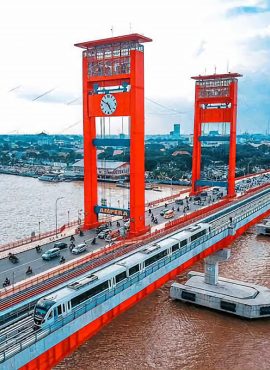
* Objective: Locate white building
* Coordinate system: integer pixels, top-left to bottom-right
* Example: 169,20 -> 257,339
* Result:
72,159 -> 129,180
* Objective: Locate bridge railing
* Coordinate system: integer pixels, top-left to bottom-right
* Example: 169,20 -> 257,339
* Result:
1,190 -> 270,360
2,183 -> 270,302
0,226 -> 230,363
146,188 -> 190,207
0,220 -> 81,254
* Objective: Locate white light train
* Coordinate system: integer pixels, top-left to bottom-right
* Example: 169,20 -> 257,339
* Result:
33,223 -> 211,328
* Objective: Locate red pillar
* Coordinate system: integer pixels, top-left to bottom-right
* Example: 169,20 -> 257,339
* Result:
227,80 -> 238,198
82,54 -> 98,229
75,34 -> 152,234
190,73 -> 242,197
129,49 -> 148,236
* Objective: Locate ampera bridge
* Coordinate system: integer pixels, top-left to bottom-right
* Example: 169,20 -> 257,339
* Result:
0,34 -> 270,370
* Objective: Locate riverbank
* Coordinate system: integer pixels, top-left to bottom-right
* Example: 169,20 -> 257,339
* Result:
0,165 -> 191,185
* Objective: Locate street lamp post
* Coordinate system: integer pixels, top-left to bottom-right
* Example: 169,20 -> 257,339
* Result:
247,160 -> 252,175
55,197 -> 64,237
169,176 -> 176,195
67,210 -> 70,227
78,209 -> 83,225
38,220 -> 42,240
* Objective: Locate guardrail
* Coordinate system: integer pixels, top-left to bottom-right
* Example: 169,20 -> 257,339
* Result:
3,184 -> 270,361
146,188 -> 190,207
0,226 -> 231,363
1,183 -> 270,363
0,220 -> 80,254
1,183 -> 270,304
1,172 -> 269,255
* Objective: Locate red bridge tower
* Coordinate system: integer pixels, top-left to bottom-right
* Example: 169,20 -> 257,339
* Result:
75,34 -> 152,236
190,73 -> 242,197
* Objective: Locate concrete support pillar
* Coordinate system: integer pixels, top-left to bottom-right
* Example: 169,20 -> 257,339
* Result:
204,249 -> 230,285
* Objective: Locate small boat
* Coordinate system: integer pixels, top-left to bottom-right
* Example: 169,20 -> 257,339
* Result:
152,186 -> 162,192
38,173 -> 62,182
145,184 -> 153,190
116,181 -> 130,188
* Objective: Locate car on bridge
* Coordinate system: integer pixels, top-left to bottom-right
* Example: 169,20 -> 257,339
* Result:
124,219 -> 130,229
98,228 -> 111,239
160,209 -> 168,216
175,198 -> 184,205
163,210 -> 175,219
200,191 -> 208,198
42,248 -> 61,260
53,242 -> 68,250
96,224 -> 109,234
72,243 -> 87,255
193,196 -> 201,204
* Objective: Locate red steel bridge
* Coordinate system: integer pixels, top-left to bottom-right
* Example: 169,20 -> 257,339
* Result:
0,34 -> 269,370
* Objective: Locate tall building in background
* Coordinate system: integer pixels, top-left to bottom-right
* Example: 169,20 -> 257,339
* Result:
174,124 -> 180,137
170,123 -> 181,138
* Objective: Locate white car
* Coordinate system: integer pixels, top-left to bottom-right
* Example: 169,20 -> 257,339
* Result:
71,243 -> 87,255
124,220 -> 130,229
42,248 -> 60,260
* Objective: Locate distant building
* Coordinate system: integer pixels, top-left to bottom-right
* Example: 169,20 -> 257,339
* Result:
172,150 -> 191,157
170,123 -> 181,138
37,132 -> 50,145
113,149 -> 123,156
72,159 -> 129,180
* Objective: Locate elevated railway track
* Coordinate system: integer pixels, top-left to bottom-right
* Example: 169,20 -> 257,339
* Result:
1,184 -> 270,367
1,184 -> 269,317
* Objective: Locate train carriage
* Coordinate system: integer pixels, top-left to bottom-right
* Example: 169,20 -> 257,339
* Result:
34,222 -> 211,329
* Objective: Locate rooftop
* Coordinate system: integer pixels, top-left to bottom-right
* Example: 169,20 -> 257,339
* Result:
191,72 -> 243,80
74,33 -> 152,49
72,159 -> 128,169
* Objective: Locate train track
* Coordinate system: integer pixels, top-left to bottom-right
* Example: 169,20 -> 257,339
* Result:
1,186 -> 269,314
0,186 -> 270,363
0,316 -> 34,351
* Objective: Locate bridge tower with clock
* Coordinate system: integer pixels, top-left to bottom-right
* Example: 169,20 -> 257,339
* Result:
190,73 -> 242,198
75,34 -> 152,236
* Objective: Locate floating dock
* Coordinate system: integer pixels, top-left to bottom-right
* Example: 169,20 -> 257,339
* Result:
170,249 -> 270,319
256,218 -> 270,235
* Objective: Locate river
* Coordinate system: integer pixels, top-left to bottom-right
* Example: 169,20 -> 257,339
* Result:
0,174 -> 183,245
2,174 -> 269,369
55,231 -> 270,370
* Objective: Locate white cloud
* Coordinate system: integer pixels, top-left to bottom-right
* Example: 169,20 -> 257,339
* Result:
0,0 -> 269,134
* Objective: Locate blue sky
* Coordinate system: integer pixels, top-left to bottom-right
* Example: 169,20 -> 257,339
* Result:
0,0 -> 269,135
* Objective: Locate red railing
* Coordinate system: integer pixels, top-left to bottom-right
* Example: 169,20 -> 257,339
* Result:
237,169 -> 270,181
147,188 -> 190,207
2,170 -> 269,254
0,220 -> 81,254
1,182 -> 269,303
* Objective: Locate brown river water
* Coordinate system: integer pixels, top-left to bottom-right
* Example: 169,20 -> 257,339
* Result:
55,231 -> 270,370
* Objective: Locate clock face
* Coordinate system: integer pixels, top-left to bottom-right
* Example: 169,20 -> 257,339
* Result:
100,94 -> 117,115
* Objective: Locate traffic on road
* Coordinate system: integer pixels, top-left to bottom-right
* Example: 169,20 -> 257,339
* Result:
0,172 -> 269,288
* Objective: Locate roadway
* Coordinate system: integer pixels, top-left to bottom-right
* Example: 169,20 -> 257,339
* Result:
1,183 -> 270,366
0,171 -> 269,286
0,190 -> 222,285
